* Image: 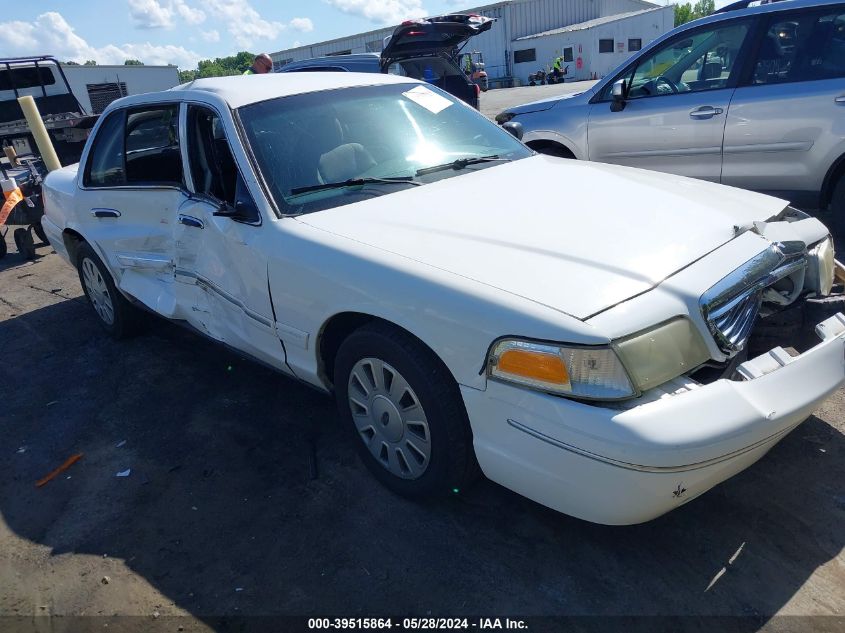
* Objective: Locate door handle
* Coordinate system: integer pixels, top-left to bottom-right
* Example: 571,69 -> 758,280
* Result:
91,208 -> 120,218
836,96 -> 845,105
178,214 -> 204,229
689,106 -> 724,119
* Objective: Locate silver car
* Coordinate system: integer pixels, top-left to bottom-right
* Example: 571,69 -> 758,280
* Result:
497,0 -> 845,229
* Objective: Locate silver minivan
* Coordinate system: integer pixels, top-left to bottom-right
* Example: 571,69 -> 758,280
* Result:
497,0 -> 845,228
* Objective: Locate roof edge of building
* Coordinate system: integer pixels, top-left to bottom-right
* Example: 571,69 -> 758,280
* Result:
514,5 -> 669,41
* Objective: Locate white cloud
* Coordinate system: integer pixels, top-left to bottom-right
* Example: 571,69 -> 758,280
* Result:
128,0 -> 205,29
0,12 -> 201,68
206,0 -> 286,48
200,29 -> 220,42
324,0 -> 425,25
289,17 -> 314,33
175,0 -> 206,25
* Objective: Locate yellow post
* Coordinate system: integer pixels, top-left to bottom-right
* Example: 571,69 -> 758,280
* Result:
17,95 -> 62,172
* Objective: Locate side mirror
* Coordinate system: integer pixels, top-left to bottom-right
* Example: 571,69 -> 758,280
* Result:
213,201 -> 238,217
610,79 -> 627,112
502,121 -> 524,140
214,198 -> 260,222
234,198 -> 259,221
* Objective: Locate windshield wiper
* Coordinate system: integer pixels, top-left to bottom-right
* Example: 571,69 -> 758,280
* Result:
289,176 -> 420,196
415,155 -> 510,177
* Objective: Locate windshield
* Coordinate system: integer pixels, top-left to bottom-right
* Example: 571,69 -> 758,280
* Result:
237,82 -> 531,215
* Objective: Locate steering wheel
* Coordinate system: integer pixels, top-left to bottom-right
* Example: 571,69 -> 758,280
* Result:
654,75 -> 681,94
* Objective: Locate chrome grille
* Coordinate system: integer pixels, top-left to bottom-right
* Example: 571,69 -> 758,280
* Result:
700,242 -> 807,356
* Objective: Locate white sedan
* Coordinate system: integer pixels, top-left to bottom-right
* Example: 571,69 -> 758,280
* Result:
41,72 -> 845,524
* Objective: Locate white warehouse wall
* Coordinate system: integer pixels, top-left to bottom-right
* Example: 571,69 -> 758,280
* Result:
510,5 -> 673,83
270,0 -> 664,80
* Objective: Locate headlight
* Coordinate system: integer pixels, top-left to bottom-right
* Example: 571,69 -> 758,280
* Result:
488,318 -> 711,401
487,339 -> 635,400
614,318 -> 710,392
806,237 -> 835,296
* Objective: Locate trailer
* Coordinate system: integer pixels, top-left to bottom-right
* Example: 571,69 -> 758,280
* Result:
0,56 -> 179,166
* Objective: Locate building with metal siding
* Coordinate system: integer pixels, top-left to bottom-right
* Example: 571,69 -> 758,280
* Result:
269,0 -> 672,85
511,5 -> 674,81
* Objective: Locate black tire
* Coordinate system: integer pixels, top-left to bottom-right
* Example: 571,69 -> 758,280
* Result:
76,242 -> 140,339
0,233 -> 6,259
334,322 -> 477,498
13,228 -> 35,260
832,174 -> 845,237
33,222 -> 47,244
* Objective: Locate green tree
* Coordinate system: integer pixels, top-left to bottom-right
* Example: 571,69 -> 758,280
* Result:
83,60 -> 97,66
178,69 -> 198,83
674,0 -> 715,26
674,3 -> 694,26
124,59 -> 144,65
65,60 -> 80,65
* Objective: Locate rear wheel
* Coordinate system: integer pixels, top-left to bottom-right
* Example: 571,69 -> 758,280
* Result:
76,242 -> 140,339
334,323 -> 477,497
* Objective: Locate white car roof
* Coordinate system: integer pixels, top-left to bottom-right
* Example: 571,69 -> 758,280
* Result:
169,72 -> 421,109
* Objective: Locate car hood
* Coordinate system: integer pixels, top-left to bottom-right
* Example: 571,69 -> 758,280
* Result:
506,89 -> 591,115
297,155 -> 786,320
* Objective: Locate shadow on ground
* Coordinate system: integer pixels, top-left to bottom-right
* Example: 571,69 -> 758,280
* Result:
1,293 -> 843,629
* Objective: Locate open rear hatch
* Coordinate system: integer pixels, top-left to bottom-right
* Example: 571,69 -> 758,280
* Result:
380,14 -> 495,70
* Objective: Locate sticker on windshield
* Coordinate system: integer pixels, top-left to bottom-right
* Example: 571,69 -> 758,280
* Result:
402,85 -> 453,114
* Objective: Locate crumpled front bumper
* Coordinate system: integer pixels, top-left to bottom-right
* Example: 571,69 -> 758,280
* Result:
461,314 -> 845,525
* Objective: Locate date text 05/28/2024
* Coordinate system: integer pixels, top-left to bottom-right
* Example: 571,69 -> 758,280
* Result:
307,618 -> 528,630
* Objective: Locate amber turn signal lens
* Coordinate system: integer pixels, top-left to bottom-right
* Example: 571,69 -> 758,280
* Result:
497,349 -> 570,384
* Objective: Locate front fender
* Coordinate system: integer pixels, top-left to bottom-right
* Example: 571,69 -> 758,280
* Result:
266,221 -> 606,392
523,130 -> 585,160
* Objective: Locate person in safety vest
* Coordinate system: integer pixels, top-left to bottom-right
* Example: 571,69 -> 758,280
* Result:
243,53 -> 273,75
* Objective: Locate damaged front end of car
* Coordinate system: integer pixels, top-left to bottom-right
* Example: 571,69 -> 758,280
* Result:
686,208 -> 844,386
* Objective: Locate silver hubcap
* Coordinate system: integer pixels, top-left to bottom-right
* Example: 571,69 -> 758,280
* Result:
348,358 -> 431,480
81,257 -> 115,326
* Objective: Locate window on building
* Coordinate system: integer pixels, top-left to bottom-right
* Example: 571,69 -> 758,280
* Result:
563,47 -> 574,62
325,50 -> 352,57
628,38 -> 642,52
514,48 -> 537,64
599,39 -> 615,53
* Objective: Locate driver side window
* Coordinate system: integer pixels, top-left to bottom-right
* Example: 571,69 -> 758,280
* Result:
624,21 -> 750,99
186,105 -> 259,223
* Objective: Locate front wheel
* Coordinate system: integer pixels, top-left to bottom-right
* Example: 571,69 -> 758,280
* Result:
334,323 -> 477,497
76,242 -> 140,338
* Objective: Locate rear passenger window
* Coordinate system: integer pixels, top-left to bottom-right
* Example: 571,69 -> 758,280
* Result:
85,104 -> 182,188
125,106 -> 182,185
752,10 -> 845,84
85,110 -> 125,187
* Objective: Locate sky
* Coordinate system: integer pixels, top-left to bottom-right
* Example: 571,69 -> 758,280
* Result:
0,0 -> 490,69
0,0 -> 690,70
